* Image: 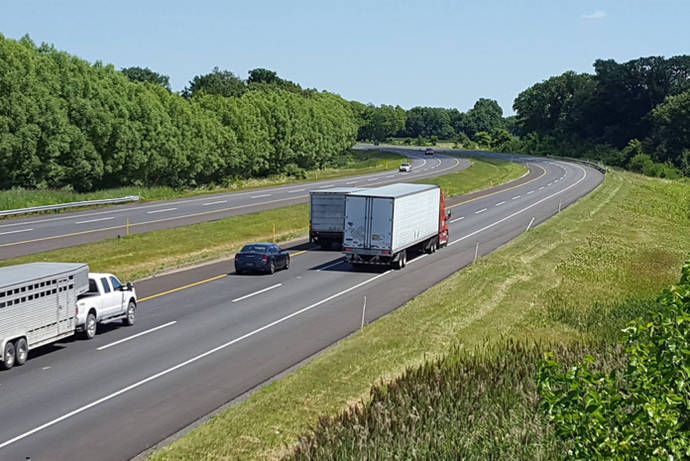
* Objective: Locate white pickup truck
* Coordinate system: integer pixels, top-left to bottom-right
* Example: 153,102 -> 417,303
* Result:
76,273 -> 137,339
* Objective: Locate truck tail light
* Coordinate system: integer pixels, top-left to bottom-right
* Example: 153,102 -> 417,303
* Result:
344,247 -> 352,252
75,306 -> 79,315
382,250 -> 390,255
262,255 -> 267,261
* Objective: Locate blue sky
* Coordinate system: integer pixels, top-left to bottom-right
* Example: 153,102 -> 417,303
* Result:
2,1 -> 688,114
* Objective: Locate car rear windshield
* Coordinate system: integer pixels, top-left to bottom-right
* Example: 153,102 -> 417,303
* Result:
240,245 -> 269,253
401,163 -> 410,166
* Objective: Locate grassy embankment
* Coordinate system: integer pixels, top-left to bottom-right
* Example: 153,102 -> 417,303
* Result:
146,169 -> 689,460
0,150 -> 404,212
0,157 -> 524,282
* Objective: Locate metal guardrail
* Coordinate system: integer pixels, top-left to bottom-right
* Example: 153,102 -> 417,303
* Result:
0,195 -> 140,217
545,155 -> 608,174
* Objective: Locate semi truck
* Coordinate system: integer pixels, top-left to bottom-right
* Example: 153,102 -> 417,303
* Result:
0,262 -> 89,370
309,187 -> 364,249
343,183 -> 449,269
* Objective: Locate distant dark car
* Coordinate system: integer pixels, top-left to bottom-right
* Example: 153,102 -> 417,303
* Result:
235,243 -> 290,274
424,148 -> 434,155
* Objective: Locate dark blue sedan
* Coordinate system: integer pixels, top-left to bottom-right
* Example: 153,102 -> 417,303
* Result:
234,243 -> 290,274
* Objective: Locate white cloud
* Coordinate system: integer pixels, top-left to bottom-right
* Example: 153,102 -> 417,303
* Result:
581,10 -> 606,20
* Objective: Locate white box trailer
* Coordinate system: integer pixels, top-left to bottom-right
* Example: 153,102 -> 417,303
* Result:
343,183 -> 449,269
309,187 -> 364,249
0,262 -> 89,370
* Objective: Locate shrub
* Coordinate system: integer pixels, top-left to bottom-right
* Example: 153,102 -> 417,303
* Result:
538,259 -> 690,460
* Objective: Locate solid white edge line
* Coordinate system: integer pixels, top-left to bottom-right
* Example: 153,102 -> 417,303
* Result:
0,269 -> 392,450
449,163 -> 587,247
97,321 -> 177,351
146,208 -> 177,214
406,253 -> 428,265
0,228 -> 33,235
75,217 -> 115,224
232,283 -> 282,303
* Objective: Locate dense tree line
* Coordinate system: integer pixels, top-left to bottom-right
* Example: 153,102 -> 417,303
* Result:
352,98 -> 506,143
513,56 -> 690,177
0,34 -> 356,191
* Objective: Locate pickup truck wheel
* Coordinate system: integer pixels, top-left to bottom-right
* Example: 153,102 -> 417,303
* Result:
14,338 -> 28,366
123,301 -> 136,326
83,312 -> 97,340
1,341 -> 16,370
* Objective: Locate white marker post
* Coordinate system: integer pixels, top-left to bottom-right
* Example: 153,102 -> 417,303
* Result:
474,241 -> 479,263
360,296 -> 367,329
526,217 -> 535,232
559,200 -> 562,213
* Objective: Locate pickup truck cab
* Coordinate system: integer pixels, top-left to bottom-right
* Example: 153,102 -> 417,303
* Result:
76,273 -> 137,339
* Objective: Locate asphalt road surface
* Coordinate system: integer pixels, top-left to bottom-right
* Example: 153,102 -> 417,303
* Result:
0,149 -> 466,259
0,152 -> 603,460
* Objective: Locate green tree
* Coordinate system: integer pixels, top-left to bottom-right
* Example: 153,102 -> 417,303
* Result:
182,67 -> 246,98
121,66 -> 171,90
464,98 -> 504,136
651,89 -> 690,168
473,131 -> 492,147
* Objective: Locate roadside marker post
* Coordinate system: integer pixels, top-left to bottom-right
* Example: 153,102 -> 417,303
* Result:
474,241 -> 479,263
126,217 -> 130,236
558,200 -> 562,213
360,296 -> 367,329
526,217 -> 535,232
272,223 -> 276,242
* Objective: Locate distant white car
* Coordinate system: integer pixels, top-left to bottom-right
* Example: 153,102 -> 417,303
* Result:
76,273 -> 137,339
399,162 -> 412,172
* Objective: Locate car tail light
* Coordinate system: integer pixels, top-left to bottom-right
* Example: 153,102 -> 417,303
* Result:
344,247 -> 352,252
262,255 -> 267,261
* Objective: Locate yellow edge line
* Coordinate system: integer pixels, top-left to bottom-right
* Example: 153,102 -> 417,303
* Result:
446,164 -> 547,210
138,274 -> 228,302
139,249 -> 311,302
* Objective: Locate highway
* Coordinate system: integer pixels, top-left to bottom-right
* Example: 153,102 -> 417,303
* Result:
0,150 -> 467,259
0,151 -> 603,460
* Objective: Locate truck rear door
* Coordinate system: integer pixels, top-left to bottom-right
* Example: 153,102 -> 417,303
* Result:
369,197 -> 393,250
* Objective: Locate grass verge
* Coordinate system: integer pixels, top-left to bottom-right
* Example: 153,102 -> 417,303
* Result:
0,157 -> 519,282
420,155 -> 526,197
147,170 -> 689,460
0,150 -> 405,213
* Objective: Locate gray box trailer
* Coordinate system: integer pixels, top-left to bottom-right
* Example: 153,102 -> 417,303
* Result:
343,183 -> 447,269
0,262 -> 89,370
309,187 -> 364,249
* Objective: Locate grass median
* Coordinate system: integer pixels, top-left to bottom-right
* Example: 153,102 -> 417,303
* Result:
1,156 -> 523,282
0,150 -> 405,213
147,170 -> 689,460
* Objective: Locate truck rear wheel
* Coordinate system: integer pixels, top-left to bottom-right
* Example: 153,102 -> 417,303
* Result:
83,312 -> 97,340
1,341 -> 16,370
123,301 -> 136,326
14,338 -> 28,366
394,250 -> 407,269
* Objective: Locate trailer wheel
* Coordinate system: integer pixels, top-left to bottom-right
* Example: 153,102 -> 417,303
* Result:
1,341 -> 15,370
123,300 -> 136,326
83,312 -> 97,340
14,338 -> 28,366
395,250 -> 407,269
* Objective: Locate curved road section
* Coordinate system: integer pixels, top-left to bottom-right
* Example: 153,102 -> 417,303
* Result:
0,153 -> 603,460
0,152 -> 466,259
